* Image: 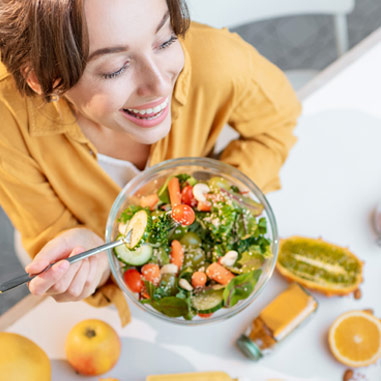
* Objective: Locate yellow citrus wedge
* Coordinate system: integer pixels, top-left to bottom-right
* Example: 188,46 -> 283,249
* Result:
276,236 -> 363,296
328,310 -> 381,367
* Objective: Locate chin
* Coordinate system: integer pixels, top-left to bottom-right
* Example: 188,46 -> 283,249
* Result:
129,122 -> 171,145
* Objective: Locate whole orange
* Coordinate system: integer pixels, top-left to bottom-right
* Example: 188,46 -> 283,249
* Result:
65,319 -> 121,376
0,332 -> 51,380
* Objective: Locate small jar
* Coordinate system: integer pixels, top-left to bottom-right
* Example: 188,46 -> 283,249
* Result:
237,283 -> 318,360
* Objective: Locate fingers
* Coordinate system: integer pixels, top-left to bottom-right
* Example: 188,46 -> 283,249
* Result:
25,236 -> 72,275
26,227 -> 105,276
52,259 -> 91,302
44,247 -> 85,297
28,245 -> 110,302
28,259 -> 70,296
28,246 -> 83,296
54,255 -> 101,302
45,260 -> 83,297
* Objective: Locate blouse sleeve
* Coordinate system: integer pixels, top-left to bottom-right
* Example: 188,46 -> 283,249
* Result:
0,102 -> 82,256
0,101 -> 130,324
219,44 -> 302,193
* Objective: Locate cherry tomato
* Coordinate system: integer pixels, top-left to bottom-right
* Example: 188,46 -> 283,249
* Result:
181,185 -> 197,207
123,268 -> 143,293
171,204 -> 195,226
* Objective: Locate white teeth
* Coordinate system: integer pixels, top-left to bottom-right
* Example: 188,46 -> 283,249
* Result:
127,97 -> 168,116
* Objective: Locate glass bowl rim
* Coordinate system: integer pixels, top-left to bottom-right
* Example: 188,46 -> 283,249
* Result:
106,157 -> 279,326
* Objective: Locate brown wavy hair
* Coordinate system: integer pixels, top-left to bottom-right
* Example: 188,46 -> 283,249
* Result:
0,0 -> 189,101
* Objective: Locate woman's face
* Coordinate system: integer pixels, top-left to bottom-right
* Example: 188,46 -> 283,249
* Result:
64,0 -> 185,144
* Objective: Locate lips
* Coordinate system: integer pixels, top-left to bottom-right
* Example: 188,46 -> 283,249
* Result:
120,97 -> 170,128
124,97 -> 169,119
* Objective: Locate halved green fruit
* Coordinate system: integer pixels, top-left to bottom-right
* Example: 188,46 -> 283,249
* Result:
277,236 -> 363,296
191,288 -> 224,313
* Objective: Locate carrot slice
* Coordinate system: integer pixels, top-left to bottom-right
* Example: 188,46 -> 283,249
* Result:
197,200 -> 212,212
141,263 -> 161,286
191,271 -> 207,288
168,177 -> 181,208
206,262 -> 235,285
139,193 -> 159,210
198,312 -> 213,318
170,239 -> 184,270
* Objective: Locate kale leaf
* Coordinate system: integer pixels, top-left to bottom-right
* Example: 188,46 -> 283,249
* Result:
148,212 -> 174,247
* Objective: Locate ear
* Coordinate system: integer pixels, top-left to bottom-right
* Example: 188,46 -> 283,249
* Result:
25,70 -> 43,95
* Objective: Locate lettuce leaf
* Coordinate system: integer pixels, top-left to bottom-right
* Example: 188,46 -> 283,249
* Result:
223,269 -> 262,308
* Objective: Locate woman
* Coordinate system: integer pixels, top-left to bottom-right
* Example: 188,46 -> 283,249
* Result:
0,0 -> 301,324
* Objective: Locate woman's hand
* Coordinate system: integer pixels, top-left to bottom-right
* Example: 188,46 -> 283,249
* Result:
25,228 -> 110,302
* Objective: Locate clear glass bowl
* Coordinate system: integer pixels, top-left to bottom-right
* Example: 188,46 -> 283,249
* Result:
106,157 -> 278,325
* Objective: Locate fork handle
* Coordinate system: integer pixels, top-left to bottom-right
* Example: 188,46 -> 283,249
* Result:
0,273 -> 34,293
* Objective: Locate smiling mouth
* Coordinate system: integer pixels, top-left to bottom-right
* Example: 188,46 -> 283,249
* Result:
123,97 -> 169,120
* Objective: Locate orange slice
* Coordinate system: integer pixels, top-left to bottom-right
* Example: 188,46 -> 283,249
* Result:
276,236 -> 363,296
328,310 -> 381,367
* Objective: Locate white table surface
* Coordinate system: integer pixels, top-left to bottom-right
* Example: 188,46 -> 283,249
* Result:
3,28 -> 381,381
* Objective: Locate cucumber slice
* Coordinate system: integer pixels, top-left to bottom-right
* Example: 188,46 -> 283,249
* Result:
122,209 -> 151,249
191,288 -> 224,313
114,243 -> 153,266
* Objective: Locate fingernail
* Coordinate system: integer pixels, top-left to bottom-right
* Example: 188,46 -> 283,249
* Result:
26,261 -> 45,273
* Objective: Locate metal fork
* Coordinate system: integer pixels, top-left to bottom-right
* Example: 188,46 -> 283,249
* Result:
0,231 -> 131,294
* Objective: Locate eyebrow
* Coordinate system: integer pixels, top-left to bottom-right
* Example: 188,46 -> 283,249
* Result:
87,11 -> 171,62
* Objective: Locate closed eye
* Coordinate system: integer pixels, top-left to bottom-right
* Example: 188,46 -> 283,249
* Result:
159,35 -> 178,50
101,63 -> 129,80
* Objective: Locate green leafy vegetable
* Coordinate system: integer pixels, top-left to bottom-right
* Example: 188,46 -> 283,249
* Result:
148,212 -> 174,247
149,296 -> 189,317
119,205 -> 145,223
118,172 -> 272,320
175,173 -> 197,188
223,269 -> 262,308
175,173 -> 191,188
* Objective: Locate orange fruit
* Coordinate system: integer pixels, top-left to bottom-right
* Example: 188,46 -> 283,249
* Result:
277,236 -> 363,296
0,332 -> 51,380
328,310 -> 381,367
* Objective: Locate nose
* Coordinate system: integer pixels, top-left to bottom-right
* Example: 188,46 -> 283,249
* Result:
135,56 -> 169,98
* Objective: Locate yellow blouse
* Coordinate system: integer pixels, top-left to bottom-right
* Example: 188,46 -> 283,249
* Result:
0,23 -> 301,324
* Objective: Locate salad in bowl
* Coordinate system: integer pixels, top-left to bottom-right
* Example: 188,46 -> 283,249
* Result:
106,158 -> 278,325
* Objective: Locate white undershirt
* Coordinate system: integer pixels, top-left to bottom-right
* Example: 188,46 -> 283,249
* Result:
97,153 -> 142,188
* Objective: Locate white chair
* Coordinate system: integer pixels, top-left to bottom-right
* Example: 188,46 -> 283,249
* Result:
186,0 -> 354,57
186,0 -> 355,152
